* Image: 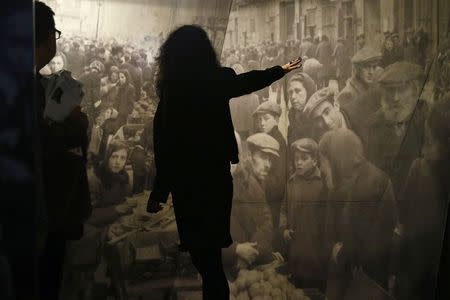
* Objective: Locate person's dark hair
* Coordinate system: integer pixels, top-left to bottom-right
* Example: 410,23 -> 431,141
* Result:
111,46 -> 123,57
118,69 -> 131,85
155,25 -> 219,98
96,140 -> 129,188
142,81 -> 153,97
105,140 -> 129,164
35,1 -> 55,45
319,128 -> 364,183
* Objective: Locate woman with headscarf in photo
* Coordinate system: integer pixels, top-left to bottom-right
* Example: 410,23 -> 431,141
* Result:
113,69 -> 136,128
146,25 -> 301,300
66,140 -> 132,299
87,140 -> 132,234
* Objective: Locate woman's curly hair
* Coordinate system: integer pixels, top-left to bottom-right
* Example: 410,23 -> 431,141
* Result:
154,25 -> 219,98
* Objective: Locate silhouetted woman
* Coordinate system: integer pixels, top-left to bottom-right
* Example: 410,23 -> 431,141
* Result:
146,25 -> 301,300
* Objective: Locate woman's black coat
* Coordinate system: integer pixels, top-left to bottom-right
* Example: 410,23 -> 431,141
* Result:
150,66 -> 285,250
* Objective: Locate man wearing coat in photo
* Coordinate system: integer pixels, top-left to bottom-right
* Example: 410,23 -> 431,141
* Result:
222,133 -> 280,269
366,61 -> 427,200
253,101 -> 286,228
336,47 -> 383,107
321,129 -> 398,300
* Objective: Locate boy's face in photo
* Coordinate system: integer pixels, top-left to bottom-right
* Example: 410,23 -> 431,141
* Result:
257,113 -> 278,133
294,151 -> 317,175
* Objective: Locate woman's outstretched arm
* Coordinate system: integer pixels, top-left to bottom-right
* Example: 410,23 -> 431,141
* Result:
225,57 -> 302,99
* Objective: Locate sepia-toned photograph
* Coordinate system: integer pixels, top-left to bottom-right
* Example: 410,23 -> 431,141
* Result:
23,0 -> 450,299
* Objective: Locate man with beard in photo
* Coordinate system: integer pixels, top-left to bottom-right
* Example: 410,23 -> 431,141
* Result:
366,61 -> 427,200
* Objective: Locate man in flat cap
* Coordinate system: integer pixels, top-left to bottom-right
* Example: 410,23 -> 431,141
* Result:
253,101 -> 286,229
337,47 -> 382,107
253,101 -> 284,153
222,133 -> 279,268
367,61 -> 428,200
279,138 -> 329,291
304,87 -> 363,142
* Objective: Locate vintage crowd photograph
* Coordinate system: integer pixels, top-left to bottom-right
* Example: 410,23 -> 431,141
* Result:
4,0 -> 449,299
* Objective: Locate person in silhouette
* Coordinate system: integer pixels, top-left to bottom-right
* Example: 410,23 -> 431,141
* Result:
35,2 -> 91,299
146,25 -> 301,300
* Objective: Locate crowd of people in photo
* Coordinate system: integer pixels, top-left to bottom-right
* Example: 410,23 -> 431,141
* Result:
39,33 -> 164,299
219,29 -> 449,300
41,25 -> 450,300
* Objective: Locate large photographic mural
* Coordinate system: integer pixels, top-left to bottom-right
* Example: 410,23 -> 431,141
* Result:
39,1 -> 449,299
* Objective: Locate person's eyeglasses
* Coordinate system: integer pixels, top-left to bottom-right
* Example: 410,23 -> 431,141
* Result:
55,29 -> 62,40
